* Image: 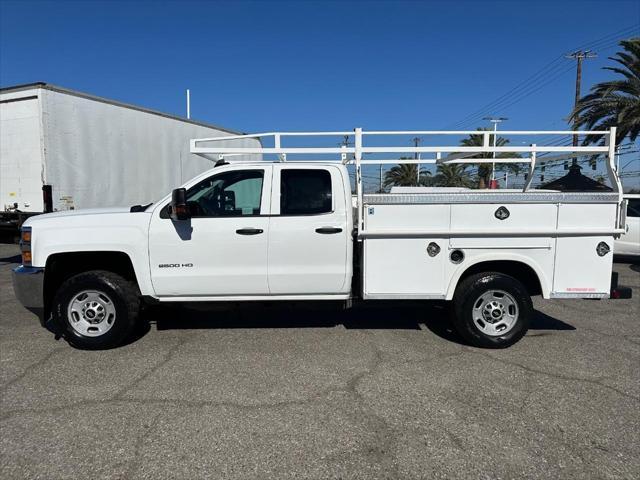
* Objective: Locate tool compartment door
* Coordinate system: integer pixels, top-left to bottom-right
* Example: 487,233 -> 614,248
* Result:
553,203 -> 617,295
363,204 -> 449,298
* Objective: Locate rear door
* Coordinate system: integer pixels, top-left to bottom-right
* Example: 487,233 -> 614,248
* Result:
268,165 -> 350,295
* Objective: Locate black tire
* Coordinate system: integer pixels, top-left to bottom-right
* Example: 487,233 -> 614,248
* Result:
52,270 -> 140,349
451,272 -> 532,349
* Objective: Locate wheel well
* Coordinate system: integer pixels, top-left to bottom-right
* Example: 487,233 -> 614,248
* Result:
44,251 -> 138,309
457,261 -> 543,296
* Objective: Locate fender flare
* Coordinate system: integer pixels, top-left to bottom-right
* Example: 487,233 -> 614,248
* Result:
42,249 -> 154,296
445,252 -> 551,300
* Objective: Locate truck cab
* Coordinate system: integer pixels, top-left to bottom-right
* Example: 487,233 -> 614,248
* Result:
148,162 -> 353,298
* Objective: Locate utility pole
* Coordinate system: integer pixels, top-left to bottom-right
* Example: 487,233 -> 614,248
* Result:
483,117 -> 507,188
566,50 -> 597,164
339,135 -> 354,162
186,89 -> 191,119
411,137 -> 422,185
340,135 -> 372,191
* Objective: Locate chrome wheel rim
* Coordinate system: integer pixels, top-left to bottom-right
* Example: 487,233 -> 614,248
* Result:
472,290 -> 519,336
67,290 -> 116,337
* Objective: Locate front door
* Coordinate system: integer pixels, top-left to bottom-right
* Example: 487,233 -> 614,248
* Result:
267,165 -> 350,295
148,166 -> 272,297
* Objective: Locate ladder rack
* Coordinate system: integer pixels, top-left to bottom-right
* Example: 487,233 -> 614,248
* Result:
191,127 -> 620,190
190,128 -> 622,236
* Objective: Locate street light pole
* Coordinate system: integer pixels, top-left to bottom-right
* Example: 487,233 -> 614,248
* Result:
491,121 -> 497,182
411,137 -> 422,185
483,117 -> 508,188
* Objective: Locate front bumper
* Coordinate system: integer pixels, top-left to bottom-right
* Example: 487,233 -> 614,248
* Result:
12,266 -> 45,312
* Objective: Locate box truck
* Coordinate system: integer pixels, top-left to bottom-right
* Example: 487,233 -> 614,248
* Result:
0,82 -> 258,233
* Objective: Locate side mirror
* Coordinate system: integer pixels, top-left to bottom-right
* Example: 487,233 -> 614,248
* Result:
169,188 -> 190,221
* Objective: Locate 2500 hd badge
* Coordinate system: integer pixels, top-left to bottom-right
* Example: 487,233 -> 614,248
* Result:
158,263 -> 194,268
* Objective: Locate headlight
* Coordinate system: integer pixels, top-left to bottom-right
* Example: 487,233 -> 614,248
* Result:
20,226 -> 32,266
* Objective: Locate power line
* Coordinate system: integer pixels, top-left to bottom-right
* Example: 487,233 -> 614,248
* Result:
444,24 -> 639,130
574,24 -> 640,51
445,58 -> 569,129
446,62 -> 576,129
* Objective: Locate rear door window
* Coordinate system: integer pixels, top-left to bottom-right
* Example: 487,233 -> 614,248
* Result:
280,169 -> 332,215
627,198 -> 640,218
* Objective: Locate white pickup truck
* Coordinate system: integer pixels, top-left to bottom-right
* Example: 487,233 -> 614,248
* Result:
12,128 -> 632,349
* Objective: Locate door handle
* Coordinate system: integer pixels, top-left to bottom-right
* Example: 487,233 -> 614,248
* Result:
315,227 -> 343,234
236,228 -> 264,235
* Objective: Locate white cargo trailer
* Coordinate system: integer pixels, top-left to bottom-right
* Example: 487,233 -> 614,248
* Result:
0,83 -> 259,230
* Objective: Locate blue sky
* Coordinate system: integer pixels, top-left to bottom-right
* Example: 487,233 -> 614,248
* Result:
1,0 -> 639,188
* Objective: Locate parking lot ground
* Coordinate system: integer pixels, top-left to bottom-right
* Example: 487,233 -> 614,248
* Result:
1,242 -> 639,479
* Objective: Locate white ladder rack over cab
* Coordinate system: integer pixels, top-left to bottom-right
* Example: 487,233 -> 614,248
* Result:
190,128 -> 624,238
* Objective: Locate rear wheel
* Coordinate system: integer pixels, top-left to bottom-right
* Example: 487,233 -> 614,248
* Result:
452,272 -> 532,348
52,270 -> 139,349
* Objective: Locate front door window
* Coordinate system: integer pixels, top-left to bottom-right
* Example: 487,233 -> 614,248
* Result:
186,170 -> 264,217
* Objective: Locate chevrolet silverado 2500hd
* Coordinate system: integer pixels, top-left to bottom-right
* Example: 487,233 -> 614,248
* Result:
12,128 -> 632,349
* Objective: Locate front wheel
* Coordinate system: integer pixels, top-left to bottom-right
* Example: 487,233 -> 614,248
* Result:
451,272 -> 532,348
52,270 -> 140,349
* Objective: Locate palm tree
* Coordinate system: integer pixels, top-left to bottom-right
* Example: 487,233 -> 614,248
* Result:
383,162 -> 431,188
458,128 -> 520,188
570,38 -> 640,145
432,163 -> 474,187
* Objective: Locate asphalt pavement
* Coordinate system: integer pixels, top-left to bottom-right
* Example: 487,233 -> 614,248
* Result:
1,243 -> 638,479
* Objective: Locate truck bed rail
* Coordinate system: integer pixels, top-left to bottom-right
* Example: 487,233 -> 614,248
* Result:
363,191 -> 620,205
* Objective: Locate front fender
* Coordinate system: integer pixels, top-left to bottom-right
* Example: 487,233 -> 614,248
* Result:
28,212 -> 154,296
